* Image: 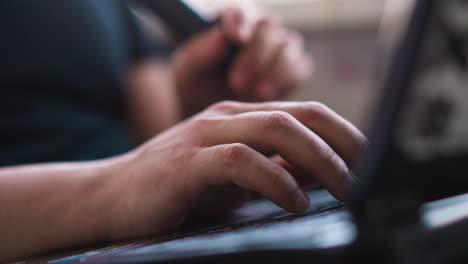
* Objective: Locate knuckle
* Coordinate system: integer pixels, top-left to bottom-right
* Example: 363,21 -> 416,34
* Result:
301,101 -> 330,123
189,115 -> 221,130
256,16 -> 277,33
220,143 -> 250,163
209,100 -> 241,112
261,12 -> 282,26
323,148 -> 342,169
263,111 -> 296,129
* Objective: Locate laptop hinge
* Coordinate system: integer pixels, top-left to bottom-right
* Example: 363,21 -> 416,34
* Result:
348,192 -> 427,264
347,193 -> 468,264
361,193 -> 422,227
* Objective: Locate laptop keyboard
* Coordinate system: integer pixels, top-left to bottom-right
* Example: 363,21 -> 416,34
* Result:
45,189 -> 355,264
183,202 -> 347,237
110,202 -> 353,263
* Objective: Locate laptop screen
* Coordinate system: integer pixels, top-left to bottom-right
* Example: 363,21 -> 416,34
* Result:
354,0 -> 468,211
377,0 -> 417,71
394,0 -> 468,162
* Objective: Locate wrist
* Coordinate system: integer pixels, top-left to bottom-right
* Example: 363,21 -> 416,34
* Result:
71,154 -> 135,243
89,153 -> 136,242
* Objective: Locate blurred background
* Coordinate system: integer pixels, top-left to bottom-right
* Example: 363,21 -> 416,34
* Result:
138,0 -> 412,131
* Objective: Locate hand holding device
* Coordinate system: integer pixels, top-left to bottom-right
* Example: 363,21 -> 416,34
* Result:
135,1 -> 313,112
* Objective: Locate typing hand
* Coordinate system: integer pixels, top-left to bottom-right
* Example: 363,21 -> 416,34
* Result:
106,101 -> 366,240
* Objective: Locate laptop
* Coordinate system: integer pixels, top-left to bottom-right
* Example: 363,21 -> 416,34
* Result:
26,0 -> 468,263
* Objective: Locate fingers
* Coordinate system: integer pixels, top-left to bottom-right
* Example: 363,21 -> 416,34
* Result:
195,110 -> 354,200
175,6 -> 257,74
229,16 -> 283,96
264,32 -> 313,99
270,155 -> 320,187
218,6 -> 257,43
194,143 -> 310,212
176,28 -> 228,72
230,18 -> 283,94
218,7 -> 311,101
228,18 -> 311,100
208,101 -> 367,166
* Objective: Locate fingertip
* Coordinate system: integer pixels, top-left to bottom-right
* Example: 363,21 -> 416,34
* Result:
220,7 -> 249,44
292,189 -> 310,212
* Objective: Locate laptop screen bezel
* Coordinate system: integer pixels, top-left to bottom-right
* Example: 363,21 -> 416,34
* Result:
350,0 -> 433,219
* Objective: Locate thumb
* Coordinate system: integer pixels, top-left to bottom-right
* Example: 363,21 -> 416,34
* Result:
180,27 -> 229,72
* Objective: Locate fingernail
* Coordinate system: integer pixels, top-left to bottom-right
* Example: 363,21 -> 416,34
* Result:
256,81 -> 275,101
293,189 -> 310,212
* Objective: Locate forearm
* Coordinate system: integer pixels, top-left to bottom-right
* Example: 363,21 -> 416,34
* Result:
0,158 -> 120,262
127,59 -> 183,142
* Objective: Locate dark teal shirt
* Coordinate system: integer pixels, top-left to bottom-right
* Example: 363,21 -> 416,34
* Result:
0,0 -> 163,166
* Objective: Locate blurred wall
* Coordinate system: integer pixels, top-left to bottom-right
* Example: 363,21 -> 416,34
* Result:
288,28 -> 380,132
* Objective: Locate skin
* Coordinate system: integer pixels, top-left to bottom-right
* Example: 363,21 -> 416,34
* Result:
0,101 -> 366,261
127,7 -> 312,141
0,6 -> 366,262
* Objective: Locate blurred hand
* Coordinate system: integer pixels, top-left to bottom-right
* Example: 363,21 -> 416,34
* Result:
107,101 -> 366,239
173,7 -> 313,117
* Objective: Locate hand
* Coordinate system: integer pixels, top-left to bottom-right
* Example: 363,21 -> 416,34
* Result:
106,101 -> 366,240
173,7 -> 313,117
